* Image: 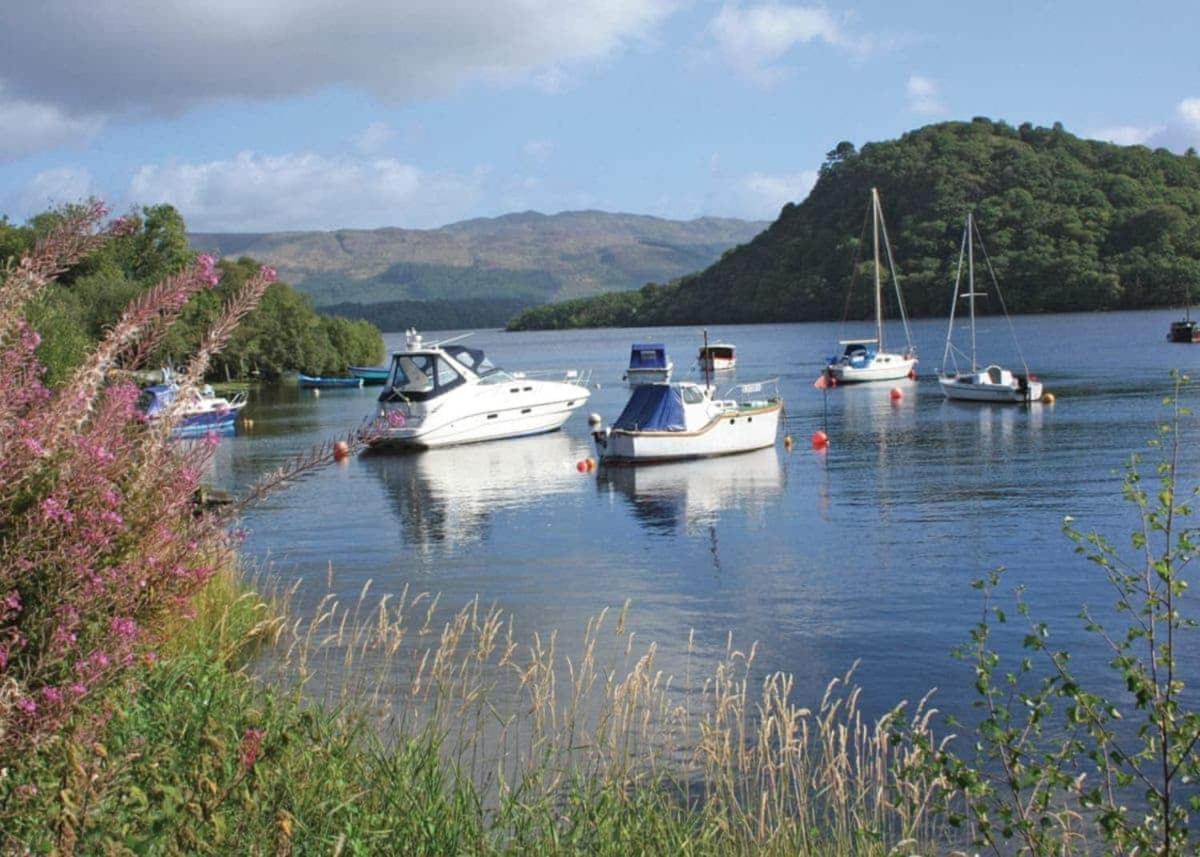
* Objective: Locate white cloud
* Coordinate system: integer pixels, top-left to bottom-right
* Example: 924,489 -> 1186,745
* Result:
127,151 -> 486,231
906,75 -> 945,116
1084,97 -> 1200,151
0,88 -> 103,161
1176,97 -> 1200,130
0,1 -> 677,126
709,2 -> 864,84
16,166 -> 98,214
740,169 -> 818,214
353,122 -> 395,155
1087,125 -> 1165,146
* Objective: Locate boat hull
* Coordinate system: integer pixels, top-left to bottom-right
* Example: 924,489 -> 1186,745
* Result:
299,373 -> 364,388
939,375 -> 1043,404
828,354 -> 916,384
1167,321 -> 1200,343
597,401 -> 782,464
349,365 -> 390,384
370,384 -> 591,450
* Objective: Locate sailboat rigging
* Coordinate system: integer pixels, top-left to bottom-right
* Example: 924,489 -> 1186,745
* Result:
937,212 -> 1043,404
824,188 -> 918,384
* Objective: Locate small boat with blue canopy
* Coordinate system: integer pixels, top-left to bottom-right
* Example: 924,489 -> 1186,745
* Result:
623,343 -> 673,385
590,379 -> 782,464
298,373 -> 364,389
138,380 -> 246,437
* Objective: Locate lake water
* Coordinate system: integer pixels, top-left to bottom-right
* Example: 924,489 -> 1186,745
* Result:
208,308 -> 1200,725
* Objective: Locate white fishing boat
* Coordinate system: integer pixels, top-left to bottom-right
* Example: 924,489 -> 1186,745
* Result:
825,188 -> 917,384
590,379 -> 782,464
370,330 -> 591,449
623,343 -> 673,385
938,213 -> 1043,404
698,342 -> 736,371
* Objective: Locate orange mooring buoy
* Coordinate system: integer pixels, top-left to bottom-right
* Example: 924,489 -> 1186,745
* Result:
783,435 -> 794,450
890,387 -> 903,401
333,440 -> 351,461
576,460 -> 588,472
811,430 -> 829,450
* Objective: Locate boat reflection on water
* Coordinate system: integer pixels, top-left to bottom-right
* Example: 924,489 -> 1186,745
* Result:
597,446 -> 784,535
364,432 -> 587,553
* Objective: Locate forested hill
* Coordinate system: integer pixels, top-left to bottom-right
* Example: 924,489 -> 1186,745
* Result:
189,211 -> 767,311
508,119 -> 1200,330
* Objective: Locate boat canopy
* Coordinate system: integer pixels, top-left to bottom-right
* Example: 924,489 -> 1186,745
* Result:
380,351 -> 466,402
613,384 -> 685,432
629,344 -> 669,370
443,344 -> 496,376
138,384 -> 174,418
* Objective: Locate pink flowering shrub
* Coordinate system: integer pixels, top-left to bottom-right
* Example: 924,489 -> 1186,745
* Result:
0,203 -> 277,754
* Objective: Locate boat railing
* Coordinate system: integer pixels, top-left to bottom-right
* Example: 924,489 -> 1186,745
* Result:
720,377 -> 781,406
510,368 -> 593,386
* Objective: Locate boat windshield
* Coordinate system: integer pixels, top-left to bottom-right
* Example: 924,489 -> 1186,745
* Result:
382,353 -> 465,402
444,345 -> 497,376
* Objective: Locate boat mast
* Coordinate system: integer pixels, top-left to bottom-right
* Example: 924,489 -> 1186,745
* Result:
967,212 -> 977,372
872,187 -> 883,349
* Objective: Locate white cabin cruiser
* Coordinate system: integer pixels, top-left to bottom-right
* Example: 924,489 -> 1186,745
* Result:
370,330 -> 591,449
590,380 -> 782,464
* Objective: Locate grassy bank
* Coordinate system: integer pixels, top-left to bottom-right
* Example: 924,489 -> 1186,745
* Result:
2,566 -> 947,855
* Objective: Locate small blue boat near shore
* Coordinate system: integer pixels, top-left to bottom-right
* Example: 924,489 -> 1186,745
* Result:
349,365 -> 390,384
298,373 -> 364,389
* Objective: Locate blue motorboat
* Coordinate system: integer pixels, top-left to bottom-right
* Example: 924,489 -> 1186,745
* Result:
138,382 -> 246,437
349,365 -> 390,384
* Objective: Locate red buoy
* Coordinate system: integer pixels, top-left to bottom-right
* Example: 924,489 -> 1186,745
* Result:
333,440 -> 351,461
576,460 -> 588,472
811,430 -> 829,450
890,387 -> 903,401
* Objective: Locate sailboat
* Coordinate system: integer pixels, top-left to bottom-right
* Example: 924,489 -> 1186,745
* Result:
825,187 -> 918,384
938,212 -> 1043,404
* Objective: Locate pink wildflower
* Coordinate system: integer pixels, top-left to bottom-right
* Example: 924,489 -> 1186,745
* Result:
259,265 -> 277,283
22,437 -> 47,457
196,254 -> 221,288
240,728 -> 266,770
110,617 -> 138,639
2,591 -> 20,613
41,686 -> 64,705
386,410 -> 407,428
15,697 -> 37,716
40,497 -> 74,524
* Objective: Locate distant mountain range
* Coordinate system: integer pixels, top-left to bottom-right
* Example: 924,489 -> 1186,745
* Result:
189,211 -> 767,319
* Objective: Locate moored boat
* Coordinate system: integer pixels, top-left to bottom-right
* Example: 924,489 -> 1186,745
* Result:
938,212 -> 1042,404
138,380 -> 246,437
623,343 -> 672,385
698,342 -> 736,371
349,365 -> 391,384
590,379 -> 782,464
298,373 -> 364,388
370,329 -> 591,450
825,188 -> 917,384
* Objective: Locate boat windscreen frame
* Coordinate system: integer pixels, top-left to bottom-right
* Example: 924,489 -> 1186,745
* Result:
379,352 -> 467,402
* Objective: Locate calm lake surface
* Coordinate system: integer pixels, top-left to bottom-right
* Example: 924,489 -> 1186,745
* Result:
208,309 -> 1200,723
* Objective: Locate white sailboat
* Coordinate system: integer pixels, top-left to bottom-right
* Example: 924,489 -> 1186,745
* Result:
938,213 -> 1043,404
825,187 -> 918,384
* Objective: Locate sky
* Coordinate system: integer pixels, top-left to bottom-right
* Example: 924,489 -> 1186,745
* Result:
1,0 -> 1198,233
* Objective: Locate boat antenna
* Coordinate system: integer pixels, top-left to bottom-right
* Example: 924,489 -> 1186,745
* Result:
427,331 -> 475,348
702,328 -> 712,391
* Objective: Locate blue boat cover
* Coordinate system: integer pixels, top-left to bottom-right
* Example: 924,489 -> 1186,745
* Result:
612,384 -> 685,432
629,344 -> 668,370
138,384 -> 173,418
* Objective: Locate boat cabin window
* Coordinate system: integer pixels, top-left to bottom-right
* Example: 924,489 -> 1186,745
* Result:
681,386 -> 706,404
384,353 -> 465,401
444,345 -> 496,376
